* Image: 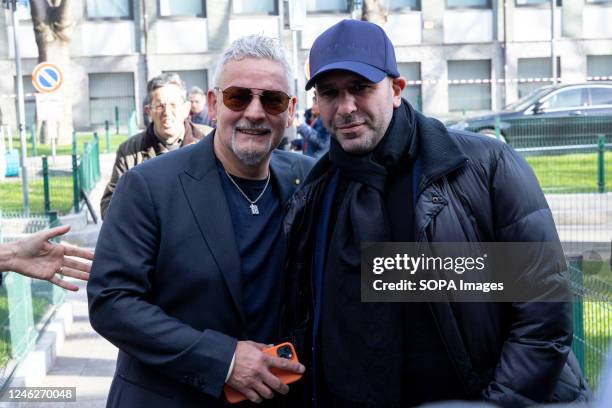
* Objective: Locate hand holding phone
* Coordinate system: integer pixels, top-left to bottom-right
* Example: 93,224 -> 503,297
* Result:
224,342 -> 303,404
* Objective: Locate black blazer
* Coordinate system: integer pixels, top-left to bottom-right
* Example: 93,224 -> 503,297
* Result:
87,134 -> 314,407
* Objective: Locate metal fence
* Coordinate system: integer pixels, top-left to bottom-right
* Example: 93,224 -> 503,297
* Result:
0,134 -> 101,216
568,256 -> 612,391
0,156 -> 73,215
509,119 -> 611,245
503,116 -> 612,150
0,212 -> 65,385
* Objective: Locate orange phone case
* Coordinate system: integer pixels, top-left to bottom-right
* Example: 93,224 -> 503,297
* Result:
224,342 -> 302,404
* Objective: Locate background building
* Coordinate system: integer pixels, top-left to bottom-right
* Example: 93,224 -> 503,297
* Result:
0,0 -> 611,131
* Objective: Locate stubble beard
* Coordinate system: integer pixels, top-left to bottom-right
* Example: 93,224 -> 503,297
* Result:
231,128 -> 272,166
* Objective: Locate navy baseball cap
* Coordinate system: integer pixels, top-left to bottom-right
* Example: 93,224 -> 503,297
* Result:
305,19 -> 399,90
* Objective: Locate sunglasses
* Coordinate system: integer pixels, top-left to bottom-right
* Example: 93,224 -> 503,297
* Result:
214,86 -> 291,115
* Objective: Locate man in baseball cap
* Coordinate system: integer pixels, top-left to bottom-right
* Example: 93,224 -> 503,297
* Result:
280,19 -> 588,407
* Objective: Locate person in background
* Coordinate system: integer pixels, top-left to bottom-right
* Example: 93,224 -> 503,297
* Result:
303,95 -> 316,125
100,73 -> 205,219
0,225 -> 92,291
292,94 -> 330,159
188,86 -> 215,128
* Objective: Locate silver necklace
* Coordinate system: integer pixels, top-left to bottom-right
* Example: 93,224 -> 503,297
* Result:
224,169 -> 271,215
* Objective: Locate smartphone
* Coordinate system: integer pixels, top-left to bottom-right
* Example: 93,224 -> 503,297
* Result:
224,342 -> 302,404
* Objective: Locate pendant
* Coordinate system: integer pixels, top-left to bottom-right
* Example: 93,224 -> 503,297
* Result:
250,203 -> 260,215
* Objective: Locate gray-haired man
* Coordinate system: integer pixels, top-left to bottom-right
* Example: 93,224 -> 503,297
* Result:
100,73 -> 204,219
89,35 -> 312,407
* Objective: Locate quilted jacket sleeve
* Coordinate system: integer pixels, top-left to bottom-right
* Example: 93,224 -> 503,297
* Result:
482,144 -> 573,407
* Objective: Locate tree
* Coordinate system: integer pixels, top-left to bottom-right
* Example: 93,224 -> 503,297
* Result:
30,0 -> 73,144
361,0 -> 387,26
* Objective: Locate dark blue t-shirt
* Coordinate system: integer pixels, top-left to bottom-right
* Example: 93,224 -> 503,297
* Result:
217,162 -> 284,343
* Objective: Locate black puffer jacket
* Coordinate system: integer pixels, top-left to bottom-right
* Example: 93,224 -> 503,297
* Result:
280,107 -> 591,407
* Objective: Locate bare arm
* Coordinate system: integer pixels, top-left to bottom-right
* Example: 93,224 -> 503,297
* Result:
0,225 -> 93,291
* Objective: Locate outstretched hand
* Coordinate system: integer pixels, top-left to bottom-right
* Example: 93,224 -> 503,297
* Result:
7,225 -> 93,291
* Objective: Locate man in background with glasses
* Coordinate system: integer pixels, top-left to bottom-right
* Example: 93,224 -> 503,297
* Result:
88,35 -> 312,407
100,73 -> 205,219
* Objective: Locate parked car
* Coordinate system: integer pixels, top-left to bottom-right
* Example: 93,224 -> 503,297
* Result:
448,83 -> 612,148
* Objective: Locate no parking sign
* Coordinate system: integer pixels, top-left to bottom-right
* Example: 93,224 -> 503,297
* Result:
31,62 -> 63,93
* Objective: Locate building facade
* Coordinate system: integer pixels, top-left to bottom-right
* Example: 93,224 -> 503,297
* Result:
0,0 -> 611,131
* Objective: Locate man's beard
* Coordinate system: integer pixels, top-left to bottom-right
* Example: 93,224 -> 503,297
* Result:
231,126 -> 273,166
331,114 -> 380,155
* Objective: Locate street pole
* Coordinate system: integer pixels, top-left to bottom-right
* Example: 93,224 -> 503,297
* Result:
288,0 -> 305,111
291,29 -> 299,111
550,0 -> 557,85
277,0 -> 284,47
7,0 -> 30,215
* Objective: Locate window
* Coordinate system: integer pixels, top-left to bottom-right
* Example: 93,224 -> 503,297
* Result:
307,0 -> 349,13
448,59 -> 491,111
86,0 -> 131,19
447,0 -> 489,7
517,57 -> 559,98
162,70 -> 209,93
589,87 -> 612,106
89,73 -> 136,126
159,0 -> 205,17
233,0 -> 277,14
587,55 -> 612,79
388,0 -> 420,10
544,88 -> 583,110
398,63 -> 422,111
515,0 -> 561,6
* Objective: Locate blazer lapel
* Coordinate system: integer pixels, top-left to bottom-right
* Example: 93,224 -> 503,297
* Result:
179,135 -> 245,324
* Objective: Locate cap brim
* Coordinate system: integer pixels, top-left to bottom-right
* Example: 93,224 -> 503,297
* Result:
305,61 -> 387,90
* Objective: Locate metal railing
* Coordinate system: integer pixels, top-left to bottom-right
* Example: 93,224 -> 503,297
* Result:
0,107 -> 136,159
568,256 -> 612,391
0,134 -> 101,216
518,136 -> 609,195
77,134 -> 101,196
500,116 -> 612,150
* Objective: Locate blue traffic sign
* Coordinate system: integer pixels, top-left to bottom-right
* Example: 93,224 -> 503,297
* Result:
32,62 -> 63,93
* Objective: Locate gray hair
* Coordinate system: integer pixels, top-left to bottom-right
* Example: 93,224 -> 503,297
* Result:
212,34 -> 293,91
146,73 -> 187,103
187,86 -> 205,97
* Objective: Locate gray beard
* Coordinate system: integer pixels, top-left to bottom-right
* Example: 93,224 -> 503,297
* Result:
231,129 -> 271,166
